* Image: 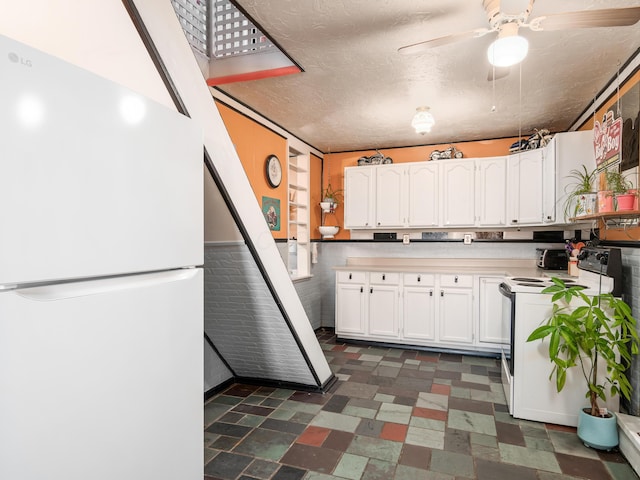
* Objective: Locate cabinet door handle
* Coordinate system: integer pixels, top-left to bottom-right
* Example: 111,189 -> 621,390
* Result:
512,219 -> 518,223
377,222 -> 381,226
440,290 -> 444,297
455,275 -> 458,283
349,273 -> 352,280
382,273 -> 386,280
429,290 -> 433,296
418,275 -> 421,282
370,287 -> 373,294
360,286 -> 363,293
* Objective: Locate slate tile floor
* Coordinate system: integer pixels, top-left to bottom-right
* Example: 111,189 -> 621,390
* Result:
204,329 -> 638,479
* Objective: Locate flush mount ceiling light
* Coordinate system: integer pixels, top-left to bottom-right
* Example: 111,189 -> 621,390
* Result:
411,106 -> 435,135
487,22 -> 528,68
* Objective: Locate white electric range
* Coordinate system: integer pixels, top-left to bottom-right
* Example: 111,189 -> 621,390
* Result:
499,247 -> 622,426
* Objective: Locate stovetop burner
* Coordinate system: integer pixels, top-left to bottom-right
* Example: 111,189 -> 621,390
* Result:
517,282 -> 548,287
511,277 -> 544,282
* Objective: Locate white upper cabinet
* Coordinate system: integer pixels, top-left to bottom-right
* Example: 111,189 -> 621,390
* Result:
441,160 -> 476,227
343,133 -> 594,232
408,162 -> 439,227
543,130 -> 597,224
376,165 -> 407,228
476,156 -> 507,226
507,149 -> 544,226
344,166 -> 375,229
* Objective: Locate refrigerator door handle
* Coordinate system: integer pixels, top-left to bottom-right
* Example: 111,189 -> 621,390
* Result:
14,269 -> 199,301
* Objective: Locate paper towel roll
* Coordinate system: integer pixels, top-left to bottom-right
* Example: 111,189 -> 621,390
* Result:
311,242 -> 318,264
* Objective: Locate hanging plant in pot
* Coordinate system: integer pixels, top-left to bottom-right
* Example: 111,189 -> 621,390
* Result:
527,278 -> 639,450
320,184 -> 343,214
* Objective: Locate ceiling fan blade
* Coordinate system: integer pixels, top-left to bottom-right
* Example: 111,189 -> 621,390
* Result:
487,66 -> 510,81
398,28 -> 491,55
531,7 -> 640,31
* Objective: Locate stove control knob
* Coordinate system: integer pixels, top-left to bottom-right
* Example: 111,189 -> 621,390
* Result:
596,252 -> 609,265
577,250 -> 588,260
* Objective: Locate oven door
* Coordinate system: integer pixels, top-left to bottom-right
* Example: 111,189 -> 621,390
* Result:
498,282 -> 515,413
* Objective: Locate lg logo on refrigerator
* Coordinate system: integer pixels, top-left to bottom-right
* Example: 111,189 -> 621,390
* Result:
8,52 -> 32,67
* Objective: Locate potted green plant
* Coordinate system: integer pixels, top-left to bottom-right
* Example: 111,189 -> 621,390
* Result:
564,165 -> 597,219
605,170 -> 636,211
527,278 -> 639,450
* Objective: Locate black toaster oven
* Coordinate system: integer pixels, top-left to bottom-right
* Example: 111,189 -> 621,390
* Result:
536,248 -> 568,270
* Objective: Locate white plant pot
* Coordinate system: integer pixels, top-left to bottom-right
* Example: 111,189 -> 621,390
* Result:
575,193 -> 597,216
320,201 -> 336,212
319,225 -> 339,238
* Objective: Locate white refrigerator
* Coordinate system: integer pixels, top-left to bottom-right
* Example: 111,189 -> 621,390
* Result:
0,35 -> 204,479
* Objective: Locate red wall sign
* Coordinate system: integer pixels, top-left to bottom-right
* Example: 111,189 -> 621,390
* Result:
593,110 -> 622,171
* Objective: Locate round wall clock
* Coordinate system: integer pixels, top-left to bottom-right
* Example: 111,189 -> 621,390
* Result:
266,154 -> 282,188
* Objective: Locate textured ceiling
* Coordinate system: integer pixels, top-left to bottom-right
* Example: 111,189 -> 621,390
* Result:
216,0 -> 640,153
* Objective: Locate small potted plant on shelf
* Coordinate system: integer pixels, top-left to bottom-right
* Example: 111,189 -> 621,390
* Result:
606,170 -> 636,211
527,278 -> 639,450
564,165 -> 597,220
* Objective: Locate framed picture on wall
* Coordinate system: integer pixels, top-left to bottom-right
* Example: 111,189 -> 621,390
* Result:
262,196 -> 280,231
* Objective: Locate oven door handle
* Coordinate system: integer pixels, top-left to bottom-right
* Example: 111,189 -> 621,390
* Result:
498,282 -> 513,298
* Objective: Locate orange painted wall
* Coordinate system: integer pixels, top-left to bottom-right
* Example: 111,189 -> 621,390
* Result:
323,138 -> 519,239
576,69 -> 640,241
216,100 -> 289,239
577,69 -> 640,132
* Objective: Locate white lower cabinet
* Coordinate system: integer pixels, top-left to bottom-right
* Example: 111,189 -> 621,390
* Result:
336,270 -> 505,353
438,275 -> 473,344
368,273 -> 400,338
402,273 -> 436,341
335,271 -> 367,336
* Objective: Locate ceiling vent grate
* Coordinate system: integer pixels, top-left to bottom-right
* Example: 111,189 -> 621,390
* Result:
171,0 -> 208,58
212,0 -> 275,58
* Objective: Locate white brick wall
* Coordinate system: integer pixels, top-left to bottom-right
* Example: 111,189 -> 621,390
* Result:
204,338 -> 232,392
621,247 -> 640,415
204,244 -> 316,385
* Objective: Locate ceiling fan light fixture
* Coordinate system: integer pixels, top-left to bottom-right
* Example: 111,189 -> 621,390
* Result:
487,23 -> 529,67
411,106 -> 435,135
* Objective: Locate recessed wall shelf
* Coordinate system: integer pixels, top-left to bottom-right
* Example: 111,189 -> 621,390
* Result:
288,153 -> 310,278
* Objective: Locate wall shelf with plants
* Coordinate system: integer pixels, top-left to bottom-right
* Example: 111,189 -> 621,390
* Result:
570,210 -> 640,228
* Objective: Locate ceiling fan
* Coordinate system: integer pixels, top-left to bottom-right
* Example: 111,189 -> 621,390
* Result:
398,0 -> 640,65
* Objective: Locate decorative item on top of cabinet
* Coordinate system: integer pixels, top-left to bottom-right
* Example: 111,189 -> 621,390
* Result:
509,129 -> 553,153
429,145 -> 463,161
357,150 -> 392,166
